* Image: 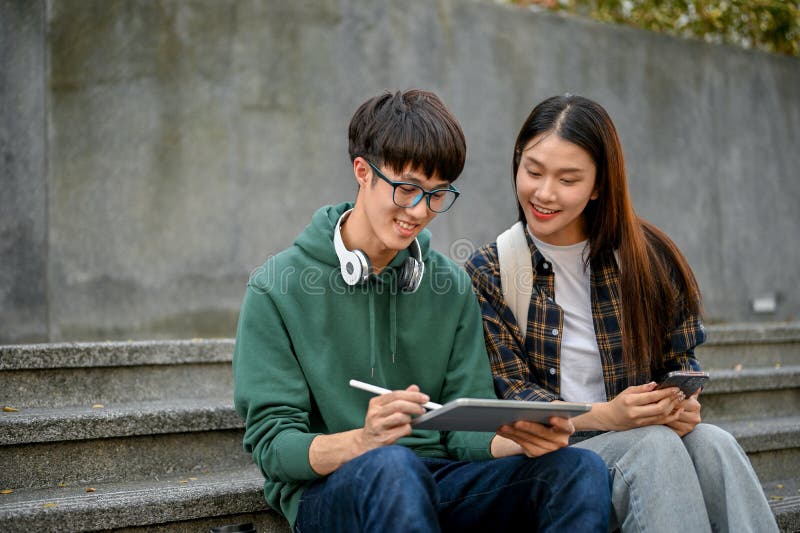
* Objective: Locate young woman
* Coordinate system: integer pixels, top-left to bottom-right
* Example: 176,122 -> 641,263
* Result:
465,95 -> 777,532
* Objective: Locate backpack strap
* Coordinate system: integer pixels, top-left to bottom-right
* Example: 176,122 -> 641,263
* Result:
497,221 -> 621,345
497,221 -> 533,342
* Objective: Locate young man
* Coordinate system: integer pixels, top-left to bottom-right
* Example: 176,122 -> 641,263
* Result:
233,89 -> 610,532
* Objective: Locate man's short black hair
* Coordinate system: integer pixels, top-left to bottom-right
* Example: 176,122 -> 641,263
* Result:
348,89 -> 466,183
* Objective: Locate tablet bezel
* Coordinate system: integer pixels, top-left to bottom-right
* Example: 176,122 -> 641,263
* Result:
411,398 -> 591,432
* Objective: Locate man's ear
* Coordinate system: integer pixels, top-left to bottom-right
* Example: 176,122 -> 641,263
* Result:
353,157 -> 371,187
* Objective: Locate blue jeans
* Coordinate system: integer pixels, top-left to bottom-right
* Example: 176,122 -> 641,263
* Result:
295,445 -> 610,532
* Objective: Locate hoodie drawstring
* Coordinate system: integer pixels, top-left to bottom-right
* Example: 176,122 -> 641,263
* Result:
367,271 -> 400,378
390,288 -> 397,364
369,289 -> 376,378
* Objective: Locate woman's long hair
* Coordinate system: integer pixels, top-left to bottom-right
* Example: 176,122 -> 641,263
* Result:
512,95 -> 701,373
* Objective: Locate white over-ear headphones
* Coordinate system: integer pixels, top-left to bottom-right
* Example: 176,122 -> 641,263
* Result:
333,209 -> 425,293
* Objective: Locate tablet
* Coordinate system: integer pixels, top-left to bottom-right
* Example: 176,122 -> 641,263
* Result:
411,398 -> 592,432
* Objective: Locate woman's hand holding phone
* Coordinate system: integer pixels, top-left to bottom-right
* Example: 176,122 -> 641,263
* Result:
666,392 -> 702,436
584,382 -> 685,432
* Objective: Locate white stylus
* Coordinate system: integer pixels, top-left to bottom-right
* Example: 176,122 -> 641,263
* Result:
349,379 -> 442,410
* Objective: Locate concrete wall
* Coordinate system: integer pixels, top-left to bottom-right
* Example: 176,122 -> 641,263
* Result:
1,0 -> 48,343
1,0 -> 799,343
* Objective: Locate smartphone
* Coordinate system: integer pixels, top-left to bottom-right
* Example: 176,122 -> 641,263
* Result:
656,370 -> 709,396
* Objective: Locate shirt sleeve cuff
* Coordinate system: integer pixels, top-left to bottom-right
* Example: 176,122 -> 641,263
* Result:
271,430 -> 323,481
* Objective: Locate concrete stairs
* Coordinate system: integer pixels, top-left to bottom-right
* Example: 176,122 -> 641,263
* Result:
0,340 -> 290,532
697,322 -> 800,532
1,323 -> 799,531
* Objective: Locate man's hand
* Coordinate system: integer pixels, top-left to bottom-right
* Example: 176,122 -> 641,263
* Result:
309,384 -> 429,476
356,384 -> 429,452
666,393 -> 702,437
492,416 -> 574,458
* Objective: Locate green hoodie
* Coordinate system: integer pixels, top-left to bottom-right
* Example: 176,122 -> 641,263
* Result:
233,202 -> 496,527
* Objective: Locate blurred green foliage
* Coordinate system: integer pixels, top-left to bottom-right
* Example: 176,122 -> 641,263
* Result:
502,0 -> 799,56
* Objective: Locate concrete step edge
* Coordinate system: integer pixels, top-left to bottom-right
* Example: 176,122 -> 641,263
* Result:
705,366 -> 800,393
702,322 -> 800,345
762,479 -> 800,533
717,416 -> 800,453
0,466 -> 277,532
0,339 -> 235,370
2,321 -> 797,371
0,464 -> 794,533
773,496 -> 800,533
0,399 -> 242,446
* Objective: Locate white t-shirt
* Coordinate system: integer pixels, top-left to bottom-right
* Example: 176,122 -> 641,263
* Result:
531,235 -> 606,403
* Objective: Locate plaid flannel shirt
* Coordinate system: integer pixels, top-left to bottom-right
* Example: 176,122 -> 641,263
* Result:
465,232 -> 705,402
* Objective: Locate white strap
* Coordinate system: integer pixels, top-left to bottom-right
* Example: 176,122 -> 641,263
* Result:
497,222 -> 621,345
497,221 -> 533,342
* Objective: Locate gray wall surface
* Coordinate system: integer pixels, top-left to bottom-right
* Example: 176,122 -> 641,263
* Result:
2,0 -> 799,343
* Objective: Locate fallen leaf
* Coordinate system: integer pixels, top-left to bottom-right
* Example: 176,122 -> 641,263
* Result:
3,406 -> 18,412
770,496 -> 784,501
86,487 -> 96,493
189,477 -> 198,481
732,363 -> 743,372
775,363 -> 782,369
43,502 -> 57,508
57,483 -> 67,488
0,489 -> 13,495
776,484 -> 784,489
91,404 -> 104,409
179,479 -> 189,484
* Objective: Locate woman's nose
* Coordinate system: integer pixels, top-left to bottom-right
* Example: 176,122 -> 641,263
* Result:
535,178 -> 555,202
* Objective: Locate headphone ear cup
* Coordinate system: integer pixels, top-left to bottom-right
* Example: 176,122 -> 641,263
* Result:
334,209 -> 372,286
341,248 -> 371,286
398,256 -> 424,293
353,249 -> 371,284
398,237 -> 424,293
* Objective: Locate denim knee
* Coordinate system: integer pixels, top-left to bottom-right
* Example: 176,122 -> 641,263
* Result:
625,424 -> 686,456
682,423 -> 746,463
297,446 -> 439,533
556,446 -> 609,480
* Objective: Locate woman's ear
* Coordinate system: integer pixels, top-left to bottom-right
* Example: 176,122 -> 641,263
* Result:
590,188 -> 599,201
353,157 -> 371,187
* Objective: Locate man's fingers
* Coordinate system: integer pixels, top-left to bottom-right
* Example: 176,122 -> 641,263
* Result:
370,399 -> 426,419
547,416 -> 575,434
369,390 -> 430,408
502,421 -> 571,446
376,411 -> 413,428
509,419 -> 571,437
499,427 -> 564,452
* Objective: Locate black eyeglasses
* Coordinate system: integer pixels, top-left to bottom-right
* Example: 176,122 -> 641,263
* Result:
366,160 -> 460,213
